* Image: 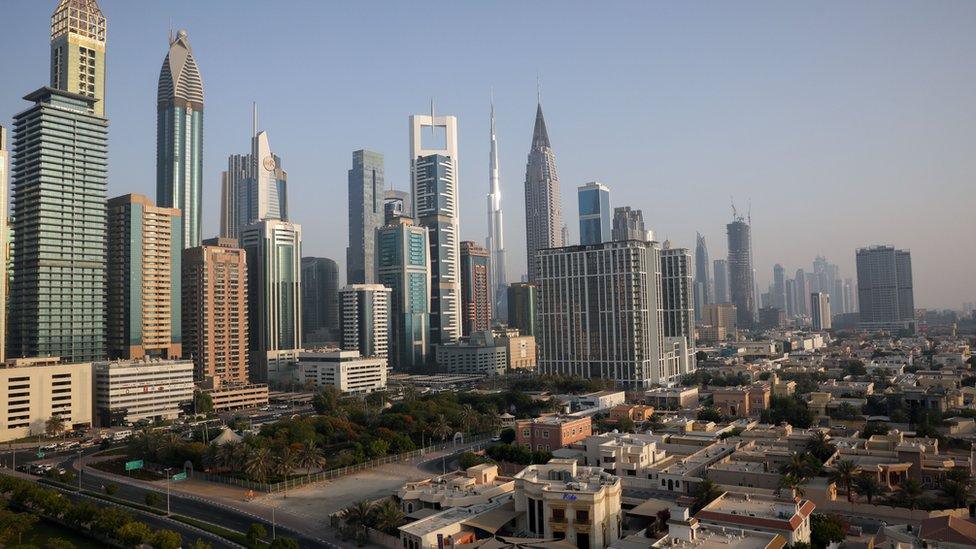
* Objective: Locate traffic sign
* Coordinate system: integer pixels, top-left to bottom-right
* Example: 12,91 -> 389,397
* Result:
171,471 -> 187,481
124,459 -> 144,471
36,451 -> 45,458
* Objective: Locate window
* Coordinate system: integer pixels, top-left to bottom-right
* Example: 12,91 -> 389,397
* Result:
542,430 -> 549,439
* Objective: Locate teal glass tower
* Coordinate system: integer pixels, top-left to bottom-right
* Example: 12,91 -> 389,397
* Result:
577,182 -> 611,246
376,217 -> 430,370
156,30 -> 204,249
8,87 -> 108,362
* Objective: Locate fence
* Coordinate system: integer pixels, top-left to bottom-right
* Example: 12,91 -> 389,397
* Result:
189,434 -> 494,494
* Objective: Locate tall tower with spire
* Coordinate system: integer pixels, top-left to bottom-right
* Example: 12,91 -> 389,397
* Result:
694,232 -> 712,320
157,29 -> 204,249
50,0 -> 107,116
523,97 -> 563,282
486,96 -> 507,319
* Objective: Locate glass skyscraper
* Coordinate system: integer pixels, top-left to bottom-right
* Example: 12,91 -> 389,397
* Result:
346,150 -> 384,285
376,217 -> 430,370
577,182 -> 611,246
301,257 -> 340,345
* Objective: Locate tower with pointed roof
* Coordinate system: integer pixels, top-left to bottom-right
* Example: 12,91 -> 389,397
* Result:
523,101 -> 563,282
50,0 -> 107,116
486,98 -> 507,319
157,30 -> 204,249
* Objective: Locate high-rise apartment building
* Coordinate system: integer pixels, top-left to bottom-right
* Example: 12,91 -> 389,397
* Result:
376,217 -> 430,370
524,103 -> 563,282
537,240 -> 676,387
301,257 -> 339,345
339,284 -> 391,359
661,246 -> 696,376
772,263 -> 786,312
486,100 -> 507,321
182,238 -> 249,385
240,220 -> 302,382
8,87 -> 108,363
156,30 -> 204,249
611,207 -> 646,241
856,245 -> 915,332
713,259 -> 729,304
410,113 -> 461,345
347,150 -> 384,284
460,241 -> 492,336
726,216 -> 756,329
50,0 -> 107,116
784,278 -> 796,318
0,126 -> 8,362
507,283 -> 537,338
106,194 -> 182,359
694,233 -> 712,321
811,292 -> 831,331
577,182 -> 611,246
702,303 -> 738,334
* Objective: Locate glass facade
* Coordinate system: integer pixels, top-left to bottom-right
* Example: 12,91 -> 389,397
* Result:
376,220 -> 430,370
346,150 -> 384,284
577,183 -> 611,246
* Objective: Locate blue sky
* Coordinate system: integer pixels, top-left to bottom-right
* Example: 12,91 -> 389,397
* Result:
2,0 -> 974,308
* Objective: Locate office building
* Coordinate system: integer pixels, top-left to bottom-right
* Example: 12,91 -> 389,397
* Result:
346,149 -> 384,284
156,29 -> 204,249
219,107 -> 288,239
537,240 -> 675,387
507,282 -> 536,337
106,194 -> 182,359
493,328 -> 537,371
611,206 -> 646,241
182,237 -> 249,385
410,112 -> 461,344
811,292 -> 831,331
772,263 -> 786,312
50,0 -> 107,116
376,217 -> 430,370
384,189 -> 412,219
701,303 -> 737,342
713,259 -> 729,304
297,349 -> 386,395
339,284 -> 390,359
0,358 -> 93,442
661,246 -> 696,376
93,359 -> 194,426
300,257 -> 339,345
200,382 -> 269,413
726,215 -> 756,329
435,333 -> 507,377
844,278 -> 857,314
0,127 -> 8,362
460,241 -> 491,336
694,233 -> 712,320
524,102 -> 564,281
856,245 -> 915,332
577,182 -> 611,245
794,269 -> 808,316
486,100 -> 508,320
240,220 -> 302,382
8,87 -> 107,363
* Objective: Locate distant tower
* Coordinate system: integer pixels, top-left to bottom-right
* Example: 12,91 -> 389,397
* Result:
726,213 -> 756,329
301,257 -> 340,345
856,245 -> 915,333
577,182 -> 611,245
460,241 -> 492,335
772,263 -> 786,312
486,99 -> 508,321
694,233 -> 712,320
524,101 -> 563,281
713,259 -> 729,304
376,217 -> 431,370
612,207 -> 646,241
339,284 -> 391,360
157,29 -> 204,249
794,269 -> 808,316
50,0 -> 107,116
347,150 -> 385,284
811,292 -> 832,331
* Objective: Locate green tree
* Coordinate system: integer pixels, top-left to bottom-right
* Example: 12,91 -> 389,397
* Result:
45,414 -> 66,438
269,538 -> 301,549
45,538 -> 76,549
499,428 -> 516,444
297,440 -> 326,483
942,480 -> 970,508
0,509 -> 38,545
854,474 -> 882,505
193,391 -> 214,415
829,460 -> 860,503
144,492 -> 162,507
810,514 -> 845,549
616,416 -> 636,433
779,473 -> 807,496
151,530 -> 183,549
691,479 -> 722,513
372,498 -> 406,535
697,407 -> 723,423
116,521 -> 152,547
901,478 -> 924,510
312,386 -> 342,414
245,447 -> 274,483
246,523 -> 268,547
189,540 -> 212,549
104,483 -> 119,496
340,500 -> 375,538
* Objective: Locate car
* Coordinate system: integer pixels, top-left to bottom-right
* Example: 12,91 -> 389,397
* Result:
40,444 -> 58,451
490,436 -> 501,442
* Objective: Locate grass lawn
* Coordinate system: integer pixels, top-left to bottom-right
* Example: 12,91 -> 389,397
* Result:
88,457 -> 165,481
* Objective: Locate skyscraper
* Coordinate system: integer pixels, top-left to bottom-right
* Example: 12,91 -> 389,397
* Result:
661,246 -> 696,376
106,194 -> 182,359
486,99 -> 507,321
460,241 -> 492,336
410,112 -> 461,344
726,215 -> 756,329
694,233 -> 712,312
784,278 -> 796,318
347,150 -> 384,284
384,189 -> 412,219
524,102 -> 563,281
9,87 -> 108,363
339,284 -> 391,360
156,29 -> 204,249
0,126 -> 8,363
182,237 -> 249,385
240,220 -> 302,382
301,257 -> 339,345
794,269 -> 808,316
507,283 -> 536,338
376,217 -> 430,370
713,259 -> 729,304
856,245 -> 915,332
50,0 -> 107,116
811,292 -> 831,331
577,182 -> 611,246
771,263 -> 786,312
611,207 -> 646,241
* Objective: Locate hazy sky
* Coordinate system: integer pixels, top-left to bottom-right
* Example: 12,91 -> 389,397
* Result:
1,1 -> 974,309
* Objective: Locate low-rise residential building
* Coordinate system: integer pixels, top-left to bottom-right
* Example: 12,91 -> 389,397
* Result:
0,358 -> 94,442
571,390 -> 627,412
94,359 -> 194,426
695,492 -> 815,545
581,432 -> 668,481
515,416 -> 593,453
297,349 -> 387,394
644,387 -> 699,410
493,329 -> 536,371
817,380 -> 874,397
514,459 -> 622,548
712,385 -> 771,418
641,505 -> 788,549
609,404 -> 655,423
398,464 -> 515,514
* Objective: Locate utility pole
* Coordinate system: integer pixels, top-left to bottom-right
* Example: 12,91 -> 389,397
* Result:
163,467 -> 172,515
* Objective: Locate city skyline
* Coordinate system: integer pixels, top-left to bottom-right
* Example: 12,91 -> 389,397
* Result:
1,1 -> 973,308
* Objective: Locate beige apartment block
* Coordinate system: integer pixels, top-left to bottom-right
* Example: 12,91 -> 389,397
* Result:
0,358 -> 93,442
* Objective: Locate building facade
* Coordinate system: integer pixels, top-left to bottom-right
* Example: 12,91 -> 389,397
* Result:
50,0 -> 107,116
107,194 -> 182,359
811,292 -> 832,331
507,282 -> 536,337
300,257 -> 339,345
713,259 -> 729,304
0,126 -> 8,363
298,350 -> 386,394
661,246 -> 696,376
376,217 -> 431,370
460,241 -> 492,336
346,149 -> 384,285
0,358 -> 93,442
339,284 -> 391,359
524,103 -> 564,282
694,233 -> 712,320
435,337 -> 507,377
515,416 -> 593,452
156,29 -> 204,249
856,245 -> 915,332
727,217 -> 756,329
93,359 -> 194,426
611,206 -> 646,242
486,101 -> 507,321
182,237 -> 249,385
577,182 -> 611,246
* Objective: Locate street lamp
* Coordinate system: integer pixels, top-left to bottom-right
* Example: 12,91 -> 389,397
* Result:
163,467 -> 172,515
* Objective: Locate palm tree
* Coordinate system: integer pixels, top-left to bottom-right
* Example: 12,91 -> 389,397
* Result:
456,405 -> 478,434
275,447 -> 296,482
429,415 -> 454,442
244,447 -> 274,484
782,453 -> 812,479
901,478 -> 924,511
854,474 -> 883,505
217,442 -> 239,471
829,460 -> 860,503
481,410 -> 503,435
942,480 -> 970,508
692,479 -> 722,513
372,499 -> 405,535
806,431 -> 836,462
779,473 -> 807,497
297,441 -> 326,483
340,500 -> 375,538
45,415 -> 66,438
